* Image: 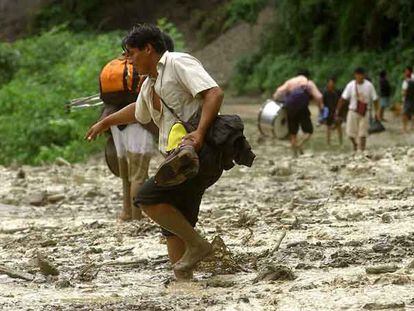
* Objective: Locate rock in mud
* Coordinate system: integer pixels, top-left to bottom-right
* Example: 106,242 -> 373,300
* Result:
198,235 -> 244,275
381,213 -> 393,223
407,148 -> 414,158
407,164 -> 414,172
373,273 -> 412,285
16,168 -> 26,179
372,242 -> 393,253
47,194 -> 65,203
253,265 -> 296,283
206,278 -> 235,288
40,239 -> 57,247
55,157 -> 71,166
365,264 -> 399,274
36,252 -> 59,276
77,263 -> 99,282
407,259 -> 414,270
270,163 -> 292,176
55,278 -> 72,288
363,302 -> 405,310
29,192 -> 47,206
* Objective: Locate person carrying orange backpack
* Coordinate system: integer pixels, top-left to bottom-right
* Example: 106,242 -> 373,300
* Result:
99,55 -> 157,221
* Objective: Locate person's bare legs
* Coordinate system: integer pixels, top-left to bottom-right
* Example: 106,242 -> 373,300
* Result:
290,134 -> 299,156
118,157 -> 132,221
326,126 -> 331,145
298,133 -> 311,149
350,137 -> 358,151
359,136 -> 366,151
337,124 -> 343,145
379,107 -> 385,121
128,152 -> 151,220
166,236 -> 193,279
130,180 -> 144,220
141,203 -> 211,272
402,114 -> 409,133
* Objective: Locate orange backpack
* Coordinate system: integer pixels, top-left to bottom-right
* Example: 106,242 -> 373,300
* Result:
99,57 -> 140,107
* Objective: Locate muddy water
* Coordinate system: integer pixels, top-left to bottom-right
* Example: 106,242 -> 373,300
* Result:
1,104 -> 414,310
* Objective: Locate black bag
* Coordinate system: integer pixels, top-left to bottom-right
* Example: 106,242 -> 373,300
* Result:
368,118 -> 385,134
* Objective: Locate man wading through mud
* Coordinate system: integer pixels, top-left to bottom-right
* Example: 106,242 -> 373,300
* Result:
273,70 -> 323,156
85,24 -> 224,279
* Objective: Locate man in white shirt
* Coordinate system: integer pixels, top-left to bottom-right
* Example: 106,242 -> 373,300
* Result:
337,67 -> 380,151
85,24 -> 223,279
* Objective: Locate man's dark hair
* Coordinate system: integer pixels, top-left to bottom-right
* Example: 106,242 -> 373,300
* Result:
297,69 -> 311,79
122,24 -> 169,54
405,66 -> 413,73
328,76 -> 337,83
379,70 -> 387,78
161,32 -> 174,52
354,67 -> 365,75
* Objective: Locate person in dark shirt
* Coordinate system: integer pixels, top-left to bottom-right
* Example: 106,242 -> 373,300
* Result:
379,70 -> 391,121
322,77 -> 342,145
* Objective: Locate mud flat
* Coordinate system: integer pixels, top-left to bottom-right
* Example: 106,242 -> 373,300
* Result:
1,105 -> 414,310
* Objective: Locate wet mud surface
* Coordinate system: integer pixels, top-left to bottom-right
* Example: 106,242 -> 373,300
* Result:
1,104 -> 414,310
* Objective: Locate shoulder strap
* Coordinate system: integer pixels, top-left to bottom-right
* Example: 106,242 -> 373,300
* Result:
122,61 -> 128,91
159,95 -> 184,123
156,54 -> 185,123
355,81 -> 359,97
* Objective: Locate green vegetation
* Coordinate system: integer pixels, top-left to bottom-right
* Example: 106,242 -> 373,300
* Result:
232,48 -> 414,99
31,0 -> 106,33
192,0 -> 267,46
0,19 -> 185,166
157,18 -> 186,51
0,28 -> 122,165
233,0 -> 414,97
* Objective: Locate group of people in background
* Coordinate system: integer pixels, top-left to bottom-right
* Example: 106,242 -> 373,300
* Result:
273,65 -> 414,156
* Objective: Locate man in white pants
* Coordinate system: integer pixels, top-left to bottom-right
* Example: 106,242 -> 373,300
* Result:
337,67 -> 380,152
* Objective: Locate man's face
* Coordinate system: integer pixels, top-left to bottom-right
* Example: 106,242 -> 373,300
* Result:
125,44 -> 152,75
327,79 -> 335,89
404,69 -> 412,79
354,73 -> 364,84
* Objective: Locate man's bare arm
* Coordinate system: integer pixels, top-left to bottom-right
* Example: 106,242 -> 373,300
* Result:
85,103 -> 138,141
273,82 -> 288,101
336,98 -> 345,117
184,86 -> 224,151
373,99 -> 380,120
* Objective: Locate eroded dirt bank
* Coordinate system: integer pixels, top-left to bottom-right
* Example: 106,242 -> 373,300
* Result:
1,104 -> 414,310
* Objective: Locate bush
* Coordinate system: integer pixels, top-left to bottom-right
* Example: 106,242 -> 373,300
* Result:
225,0 -> 268,27
0,28 -> 122,165
0,43 -> 20,87
0,20 -> 187,166
157,18 -> 186,51
193,0 -> 268,47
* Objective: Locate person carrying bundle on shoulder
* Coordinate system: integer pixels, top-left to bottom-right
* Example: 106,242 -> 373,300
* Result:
96,33 -> 175,221
272,70 -> 323,156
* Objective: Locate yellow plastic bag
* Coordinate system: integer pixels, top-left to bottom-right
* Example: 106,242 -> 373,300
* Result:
166,122 -> 187,152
